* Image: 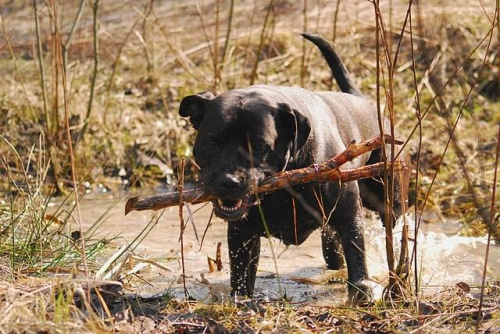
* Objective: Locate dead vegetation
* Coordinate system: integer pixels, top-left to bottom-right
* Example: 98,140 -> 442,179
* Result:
0,0 -> 499,332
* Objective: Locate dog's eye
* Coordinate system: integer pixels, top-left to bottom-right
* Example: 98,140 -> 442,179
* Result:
204,136 -> 217,149
250,141 -> 268,154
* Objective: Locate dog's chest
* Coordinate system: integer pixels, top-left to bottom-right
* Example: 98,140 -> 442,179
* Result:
245,185 -> 337,245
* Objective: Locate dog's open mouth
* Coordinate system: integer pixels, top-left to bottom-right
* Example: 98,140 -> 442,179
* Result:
213,196 -> 257,221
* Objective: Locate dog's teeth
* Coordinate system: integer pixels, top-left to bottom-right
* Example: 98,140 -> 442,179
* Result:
218,199 -> 243,212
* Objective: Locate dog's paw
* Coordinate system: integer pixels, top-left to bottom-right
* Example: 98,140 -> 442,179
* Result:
347,279 -> 382,306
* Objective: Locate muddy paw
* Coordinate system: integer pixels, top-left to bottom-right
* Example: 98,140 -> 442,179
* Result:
347,279 -> 381,306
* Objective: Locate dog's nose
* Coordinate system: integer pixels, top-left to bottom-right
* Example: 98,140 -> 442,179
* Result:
219,173 -> 242,191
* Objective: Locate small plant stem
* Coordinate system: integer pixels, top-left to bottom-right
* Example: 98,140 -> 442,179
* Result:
1,15 -> 35,120
497,0 -> 500,98
47,0 -> 89,279
103,18 -> 140,128
195,0 -> 216,87
33,0 -> 50,134
178,159 -> 188,299
388,0 -> 393,52
408,0 -> 423,295
389,0 -> 414,290
332,0 -> 341,42
79,0 -> 100,143
220,0 -> 235,69
372,0 -> 396,292
62,0 -> 85,69
476,124 -> 500,333
300,0 -> 308,87
141,0 -> 155,76
34,1 -> 64,194
249,0 -> 275,85
214,0 -> 220,88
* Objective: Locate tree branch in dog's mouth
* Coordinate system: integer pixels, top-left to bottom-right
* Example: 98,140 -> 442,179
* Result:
125,135 -> 407,215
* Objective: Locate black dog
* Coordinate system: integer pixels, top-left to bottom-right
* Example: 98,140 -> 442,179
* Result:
179,33 -> 408,303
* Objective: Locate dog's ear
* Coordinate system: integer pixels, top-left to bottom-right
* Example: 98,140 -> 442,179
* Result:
179,92 -> 214,129
277,103 -> 311,157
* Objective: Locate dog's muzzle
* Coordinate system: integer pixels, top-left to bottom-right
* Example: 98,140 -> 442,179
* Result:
203,169 -> 264,221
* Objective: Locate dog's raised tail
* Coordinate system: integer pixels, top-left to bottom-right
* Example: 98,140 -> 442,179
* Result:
301,33 -> 362,97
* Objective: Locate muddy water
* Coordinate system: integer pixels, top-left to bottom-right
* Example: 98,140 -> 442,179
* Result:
60,191 -> 500,305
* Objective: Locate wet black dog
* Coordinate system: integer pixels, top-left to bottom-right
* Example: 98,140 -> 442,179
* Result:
179,33 -> 408,303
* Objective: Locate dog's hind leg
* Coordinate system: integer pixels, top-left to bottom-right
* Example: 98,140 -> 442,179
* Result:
227,223 -> 261,297
330,183 -> 373,304
359,147 -> 409,227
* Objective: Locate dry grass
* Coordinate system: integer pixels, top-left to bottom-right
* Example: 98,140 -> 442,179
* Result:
0,271 -> 498,332
0,0 -> 499,332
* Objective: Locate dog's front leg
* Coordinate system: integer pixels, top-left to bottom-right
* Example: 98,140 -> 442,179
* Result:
227,223 -> 261,298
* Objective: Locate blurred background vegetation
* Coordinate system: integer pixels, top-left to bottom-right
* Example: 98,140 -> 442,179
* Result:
0,0 -> 499,232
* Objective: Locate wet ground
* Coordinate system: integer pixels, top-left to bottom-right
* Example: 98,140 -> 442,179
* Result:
56,189 -> 500,305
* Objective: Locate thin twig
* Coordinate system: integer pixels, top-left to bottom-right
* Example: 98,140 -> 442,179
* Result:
79,0 -> 100,142
62,0 -> 85,69
249,0 -> 276,85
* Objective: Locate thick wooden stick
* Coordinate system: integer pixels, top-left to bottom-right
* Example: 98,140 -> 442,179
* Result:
125,188 -> 214,214
125,135 -> 406,215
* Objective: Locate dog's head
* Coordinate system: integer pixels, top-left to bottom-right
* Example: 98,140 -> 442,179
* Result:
179,90 -> 311,221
